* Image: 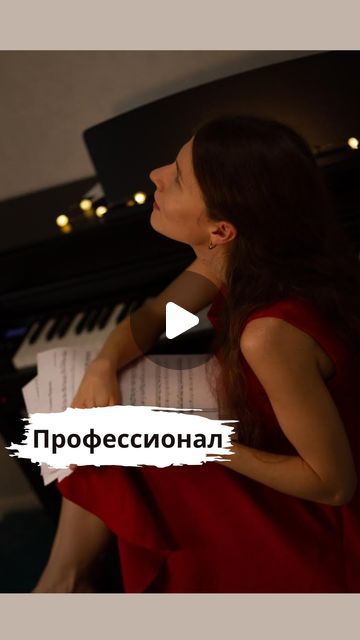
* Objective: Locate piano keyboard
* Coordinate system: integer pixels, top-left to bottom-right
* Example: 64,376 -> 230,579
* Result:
12,296 -> 213,371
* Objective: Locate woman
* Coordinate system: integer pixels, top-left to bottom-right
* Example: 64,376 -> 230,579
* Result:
33,115 -> 360,593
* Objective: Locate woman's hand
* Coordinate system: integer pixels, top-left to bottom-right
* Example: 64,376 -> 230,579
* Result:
70,357 -> 121,409
69,357 -> 122,471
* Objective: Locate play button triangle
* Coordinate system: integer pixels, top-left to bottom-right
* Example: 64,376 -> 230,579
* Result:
165,302 -> 199,339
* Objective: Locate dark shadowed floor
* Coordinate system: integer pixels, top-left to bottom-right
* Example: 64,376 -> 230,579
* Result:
0,509 -> 55,592
0,509 -> 123,593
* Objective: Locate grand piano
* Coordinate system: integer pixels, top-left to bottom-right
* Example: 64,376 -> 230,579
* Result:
1,50 -> 359,520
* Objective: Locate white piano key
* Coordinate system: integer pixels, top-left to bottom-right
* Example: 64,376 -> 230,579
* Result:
12,304 -> 127,370
12,297 -> 205,371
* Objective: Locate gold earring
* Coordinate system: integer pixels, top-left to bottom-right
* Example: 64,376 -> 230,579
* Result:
209,241 -> 214,250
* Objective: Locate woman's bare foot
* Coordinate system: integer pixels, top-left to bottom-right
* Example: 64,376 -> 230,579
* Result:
32,564 -> 98,593
31,496 -> 113,593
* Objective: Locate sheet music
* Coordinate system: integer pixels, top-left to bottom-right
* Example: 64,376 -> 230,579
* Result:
21,348 -> 220,485
120,354 -> 219,416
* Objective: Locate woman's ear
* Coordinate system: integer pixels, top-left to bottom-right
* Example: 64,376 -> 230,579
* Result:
213,220 -> 237,245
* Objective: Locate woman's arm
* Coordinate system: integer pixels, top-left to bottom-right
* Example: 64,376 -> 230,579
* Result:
70,257 -> 221,410
93,256 -> 220,372
216,316 -> 358,506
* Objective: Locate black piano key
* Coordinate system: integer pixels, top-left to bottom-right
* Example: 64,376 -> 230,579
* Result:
85,308 -> 101,332
28,318 -> 48,344
57,313 -> 76,338
115,299 -> 143,325
126,299 -> 143,315
97,304 -> 116,329
131,298 -> 144,312
75,312 -> 90,335
46,317 -> 63,341
116,303 -> 130,324
115,302 -> 133,324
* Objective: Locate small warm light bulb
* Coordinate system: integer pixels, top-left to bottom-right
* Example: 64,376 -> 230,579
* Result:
348,137 -> 359,150
134,191 -> 147,205
126,199 -> 135,207
95,205 -> 108,218
61,223 -> 72,234
56,214 -> 69,228
79,198 -> 93,211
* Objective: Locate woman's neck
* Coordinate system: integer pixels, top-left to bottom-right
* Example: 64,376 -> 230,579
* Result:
192,244 -> 228,289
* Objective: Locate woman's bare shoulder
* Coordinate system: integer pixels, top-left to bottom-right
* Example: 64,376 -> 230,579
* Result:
240,316 -> 316,360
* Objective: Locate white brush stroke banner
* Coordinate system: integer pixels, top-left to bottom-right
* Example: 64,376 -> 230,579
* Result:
7,404 -> 237,469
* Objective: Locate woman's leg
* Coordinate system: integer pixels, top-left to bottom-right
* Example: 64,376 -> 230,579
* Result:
32,496 -> 113,593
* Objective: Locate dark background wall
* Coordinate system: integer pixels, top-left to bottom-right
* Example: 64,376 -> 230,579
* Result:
0,51 -> 316,201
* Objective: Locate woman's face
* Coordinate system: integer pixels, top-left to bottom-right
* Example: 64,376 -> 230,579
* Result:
149,138 -> 211,248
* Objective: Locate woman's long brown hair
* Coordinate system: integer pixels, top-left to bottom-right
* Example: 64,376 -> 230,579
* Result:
192,114 -> 360,449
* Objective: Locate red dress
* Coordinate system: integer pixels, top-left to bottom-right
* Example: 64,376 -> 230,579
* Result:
57,289 -> 360,592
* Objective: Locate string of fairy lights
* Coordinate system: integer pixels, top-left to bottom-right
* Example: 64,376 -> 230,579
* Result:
55,136 -> 359,235
55,190 -> 147,234
348,137 -> 359,150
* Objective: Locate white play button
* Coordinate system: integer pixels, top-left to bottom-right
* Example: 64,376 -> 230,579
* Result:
165,302 -> 199,339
